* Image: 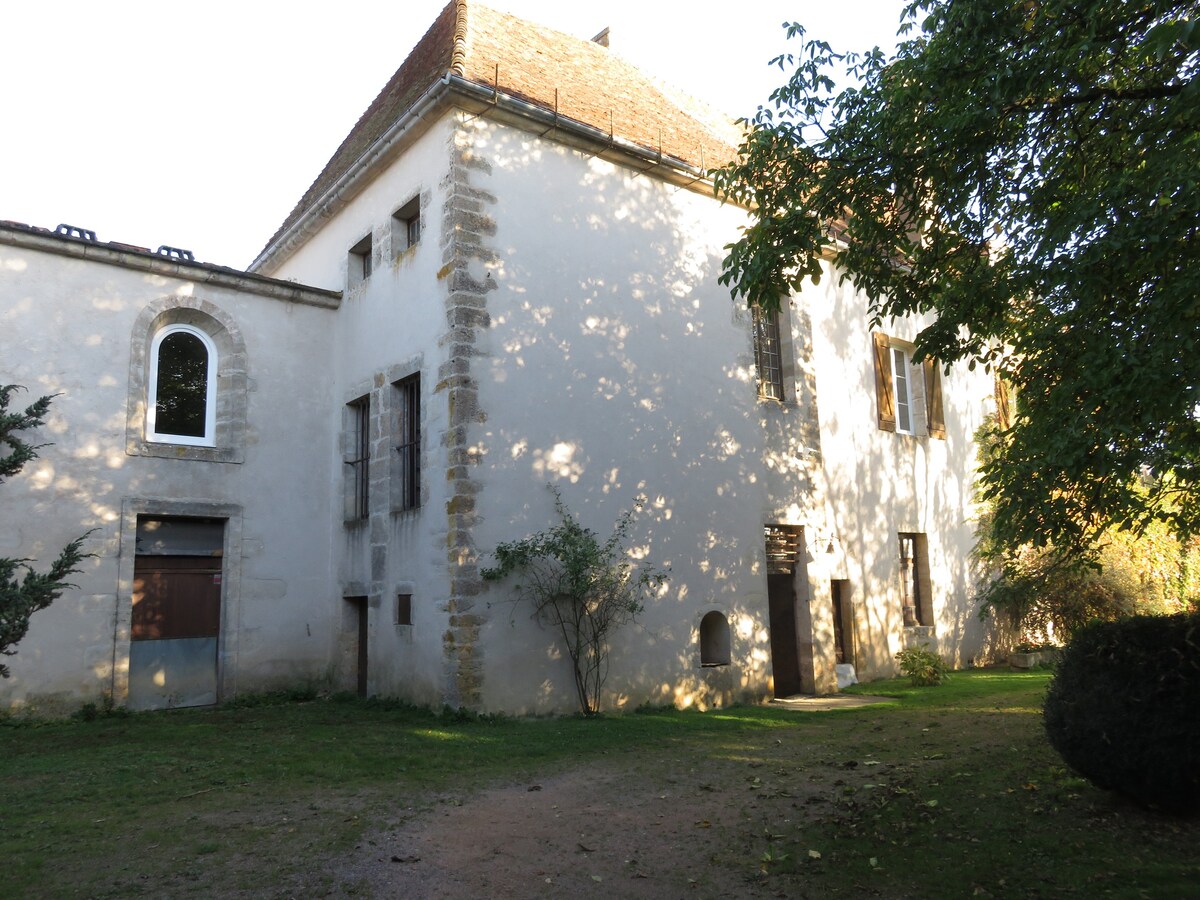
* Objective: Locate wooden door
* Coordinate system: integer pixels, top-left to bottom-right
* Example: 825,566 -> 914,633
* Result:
129,555 -> 221,709
831,579 -> 854,666
767,573 -> 803,697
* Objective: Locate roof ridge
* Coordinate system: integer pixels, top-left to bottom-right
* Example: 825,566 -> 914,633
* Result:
449,0 -> 469,76
253,2 -> 740,274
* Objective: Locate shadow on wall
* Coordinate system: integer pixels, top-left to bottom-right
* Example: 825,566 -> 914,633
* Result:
463,123 -> 785,713
466,122 -> 989,712
813,274 -> 999,675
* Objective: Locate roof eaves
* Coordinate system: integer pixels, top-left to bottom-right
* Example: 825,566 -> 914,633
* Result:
250,76 -> 455,275
0,222 -> 341,309
446,74 -> 712,187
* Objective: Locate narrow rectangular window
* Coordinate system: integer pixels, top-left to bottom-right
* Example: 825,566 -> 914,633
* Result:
393,375 -> 420,511
349,234 -> 372,286
892,347 -> 914,434
899,533 -> 931,627
752,306 -> 784,401
392,197 -> 421,254
345,396 -> 370,521
395,593 -> 413,626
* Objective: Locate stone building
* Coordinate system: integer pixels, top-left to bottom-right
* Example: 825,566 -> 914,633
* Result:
0,1 -> 999,715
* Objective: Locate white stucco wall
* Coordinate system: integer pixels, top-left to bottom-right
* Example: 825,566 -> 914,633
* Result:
803,266 -> 998,678
445,116 -> 997,713
436,119 -> 790,712
0,103 -> 999,717
0,240 -> 339,713
270,118 -> 457,707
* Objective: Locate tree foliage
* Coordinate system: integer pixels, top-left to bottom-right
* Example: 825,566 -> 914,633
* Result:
1,385 -> 88,678
976,419 -> 1200,641
979,511 -> 1200,642
715,0 -> 1200,554
481,488 -> 667,716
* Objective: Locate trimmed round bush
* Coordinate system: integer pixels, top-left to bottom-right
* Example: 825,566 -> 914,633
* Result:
1043,612 -> 1200,813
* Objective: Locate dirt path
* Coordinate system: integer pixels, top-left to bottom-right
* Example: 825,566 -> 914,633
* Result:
322,702 -> 894,898
331,765 -> 792,898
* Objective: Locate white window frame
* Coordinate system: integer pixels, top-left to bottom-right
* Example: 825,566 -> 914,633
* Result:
892,346 -> 916,435
146,323 -> 217,446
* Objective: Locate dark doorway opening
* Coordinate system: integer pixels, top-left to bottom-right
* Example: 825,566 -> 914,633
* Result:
831,579 -> 854,666
345,596 -> 368,697
765,525 -> 804,698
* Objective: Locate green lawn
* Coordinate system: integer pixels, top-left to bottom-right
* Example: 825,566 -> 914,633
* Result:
1,671 -> 1195,897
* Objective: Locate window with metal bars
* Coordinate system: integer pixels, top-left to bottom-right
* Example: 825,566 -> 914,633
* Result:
345,396 -> 370,521
752,306 -> 785,401
393,375 -> 420,511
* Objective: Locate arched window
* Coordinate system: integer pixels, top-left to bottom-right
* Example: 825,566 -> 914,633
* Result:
147,324 -> 217,445
700,611 -> 731,667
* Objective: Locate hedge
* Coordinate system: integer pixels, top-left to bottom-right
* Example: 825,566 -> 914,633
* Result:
1043,612 -> 1200,813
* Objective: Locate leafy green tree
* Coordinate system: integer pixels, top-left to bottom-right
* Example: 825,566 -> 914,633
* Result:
715,0 -> 1199,555
481,488 -> 667,716
1,386 -> 88,678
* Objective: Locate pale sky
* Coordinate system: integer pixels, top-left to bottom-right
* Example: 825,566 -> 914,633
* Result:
0,1 -> 908,270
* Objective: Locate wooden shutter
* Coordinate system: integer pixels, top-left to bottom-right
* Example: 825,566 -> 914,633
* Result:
872,332 -> 896,432
994,375 -> 1012,430
924,360 -> 946,439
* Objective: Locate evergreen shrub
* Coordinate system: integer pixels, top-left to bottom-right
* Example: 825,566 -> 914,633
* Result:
1043,612 -> 1200,813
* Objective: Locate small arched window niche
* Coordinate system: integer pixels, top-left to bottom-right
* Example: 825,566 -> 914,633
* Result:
699,611 -> 731,667
147,324 -> 217,445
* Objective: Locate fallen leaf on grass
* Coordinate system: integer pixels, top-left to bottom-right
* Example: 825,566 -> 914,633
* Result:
808,850 -> 822,859
591,875 -> 603,882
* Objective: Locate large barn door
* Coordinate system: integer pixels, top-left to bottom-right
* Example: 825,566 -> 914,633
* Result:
128,518 -> 224,710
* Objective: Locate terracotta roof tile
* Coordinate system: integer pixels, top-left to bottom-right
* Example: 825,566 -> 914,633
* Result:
258,1 -> 740,266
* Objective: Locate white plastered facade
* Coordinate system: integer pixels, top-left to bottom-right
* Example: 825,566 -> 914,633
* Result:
1,99 -> 1002,715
